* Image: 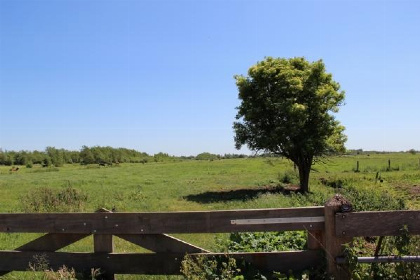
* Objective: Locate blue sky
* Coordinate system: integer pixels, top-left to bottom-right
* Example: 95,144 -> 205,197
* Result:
0,0 -> 419,156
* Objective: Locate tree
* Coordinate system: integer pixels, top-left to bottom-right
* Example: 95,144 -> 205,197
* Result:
234,57 -> 346,193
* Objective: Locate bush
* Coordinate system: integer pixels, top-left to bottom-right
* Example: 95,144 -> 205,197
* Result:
21,185 -> 88,212
278,170 -> 298,184
181,255 -> 243,280
346,227 -> 420,280
221,231 -> 307,253
340,185 -> 406,211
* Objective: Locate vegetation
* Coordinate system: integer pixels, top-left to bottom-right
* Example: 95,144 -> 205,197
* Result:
0,152 -> 419,279
346,228 -> 420,280
233,57 -> 346,193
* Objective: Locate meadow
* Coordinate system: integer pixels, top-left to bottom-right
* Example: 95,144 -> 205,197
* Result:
0,152 -> 419,279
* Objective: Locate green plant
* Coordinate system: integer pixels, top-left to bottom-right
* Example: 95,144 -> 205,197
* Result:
29,254 -> 50,272
340,185 -> 406,211
345,226 -> 420,280
278,170 -> 298,185
181,254 -> 243,280
21,185 -> 88,212
221,231 -> 307,253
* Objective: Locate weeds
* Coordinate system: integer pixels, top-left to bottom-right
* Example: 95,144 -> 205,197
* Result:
28,254 -> 102,279
21,185 -> 88,212
219,231 -> 307,253
345,226 -> 420,280
181,254 -> 243,280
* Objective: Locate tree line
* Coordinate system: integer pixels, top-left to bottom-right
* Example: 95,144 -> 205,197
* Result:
0,147 -> 251,167
0,146 -> 150,167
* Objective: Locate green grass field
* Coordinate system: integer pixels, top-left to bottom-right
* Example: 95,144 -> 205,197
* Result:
0,153 -> 419,279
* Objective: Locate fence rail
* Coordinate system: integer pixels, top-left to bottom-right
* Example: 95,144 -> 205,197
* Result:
0,196 -> 418,280
336,210 -> 420,237
0,206 -> 325,234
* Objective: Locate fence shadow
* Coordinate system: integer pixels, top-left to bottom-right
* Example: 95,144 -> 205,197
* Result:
184,185 -> 299,204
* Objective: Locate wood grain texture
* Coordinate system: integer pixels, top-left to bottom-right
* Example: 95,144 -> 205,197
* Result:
336,210 -> 420,237
0,250 -> 322,275
0,207 -> 325,234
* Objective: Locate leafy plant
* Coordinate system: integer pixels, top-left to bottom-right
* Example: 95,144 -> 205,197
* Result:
278,170 -> 298,185
220,231 -> 307,253
181,254 -> 243,280
345,226 -> 420,280
21,185 -> 88,212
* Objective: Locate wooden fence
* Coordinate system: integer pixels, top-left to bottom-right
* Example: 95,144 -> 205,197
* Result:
0,195 -> 419,279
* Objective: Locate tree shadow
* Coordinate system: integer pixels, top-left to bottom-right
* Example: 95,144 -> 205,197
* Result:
183,185 -> 300,204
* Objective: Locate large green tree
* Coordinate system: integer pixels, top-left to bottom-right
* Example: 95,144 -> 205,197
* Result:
234,57 -> 346,193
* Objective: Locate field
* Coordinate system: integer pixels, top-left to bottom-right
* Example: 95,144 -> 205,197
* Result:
0,153 -> 419,279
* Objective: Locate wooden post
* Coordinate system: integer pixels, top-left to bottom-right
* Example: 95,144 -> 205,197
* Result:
356,161 -> 359,172
94,208 -> 115,280
324,195 -> 353,280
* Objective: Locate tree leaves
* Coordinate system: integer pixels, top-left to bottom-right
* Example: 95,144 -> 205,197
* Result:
233,57 -> 346,192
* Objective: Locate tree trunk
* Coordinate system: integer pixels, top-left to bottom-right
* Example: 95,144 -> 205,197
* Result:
297,161 -> 311,193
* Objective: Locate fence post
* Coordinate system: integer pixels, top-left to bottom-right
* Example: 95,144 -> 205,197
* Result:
94,208 -> 115,280
324,195 -> 353,280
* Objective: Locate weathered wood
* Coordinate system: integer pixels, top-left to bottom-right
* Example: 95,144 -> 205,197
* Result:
94,235 -> 114,253
0,250 -> 322,275
0,207 -> 325,234
307,230 -> 324,250
336,210 -> 420,237
94,235 -> 114,280
94,207 -> 115,279
324,195 -> 352,280
0,233 -> 88,276
117,234 -> 209,253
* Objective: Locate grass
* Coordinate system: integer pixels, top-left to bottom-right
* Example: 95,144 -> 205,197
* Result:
0,153 -> 419,279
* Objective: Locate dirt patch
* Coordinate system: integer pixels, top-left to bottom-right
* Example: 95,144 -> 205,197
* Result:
408,185 -> 420,197
393,183 -> 420,198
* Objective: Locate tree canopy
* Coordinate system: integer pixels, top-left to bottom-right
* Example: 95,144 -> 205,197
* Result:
234,57 -> 346,192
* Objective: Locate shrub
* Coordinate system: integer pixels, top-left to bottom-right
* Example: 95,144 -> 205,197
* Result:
340,185 -> 406,211
221,231 -> 307,253
21,185 -> 88,212
346,227 -> 420,280
181,255 -> 243,280
278,170 -> 298,184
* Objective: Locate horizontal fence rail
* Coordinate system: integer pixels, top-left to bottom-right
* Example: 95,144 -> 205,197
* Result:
335,210 -> 420,237
0,251 -> 323,275
0,207 -> 325,234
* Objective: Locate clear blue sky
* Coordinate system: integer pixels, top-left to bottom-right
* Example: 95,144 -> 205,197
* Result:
1,0 -> 419,156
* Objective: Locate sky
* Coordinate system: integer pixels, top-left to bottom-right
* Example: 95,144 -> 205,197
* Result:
0,0 -> 419,156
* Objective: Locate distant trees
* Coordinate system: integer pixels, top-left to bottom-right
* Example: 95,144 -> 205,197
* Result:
0,146 -> 151,166
79,146 -> 150,164
195,152 -> 219,161
408,149 -> 417,155
0,147 -> 260,166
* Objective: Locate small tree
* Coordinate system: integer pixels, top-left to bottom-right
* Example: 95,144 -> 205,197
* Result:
234,57 -> 346,193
